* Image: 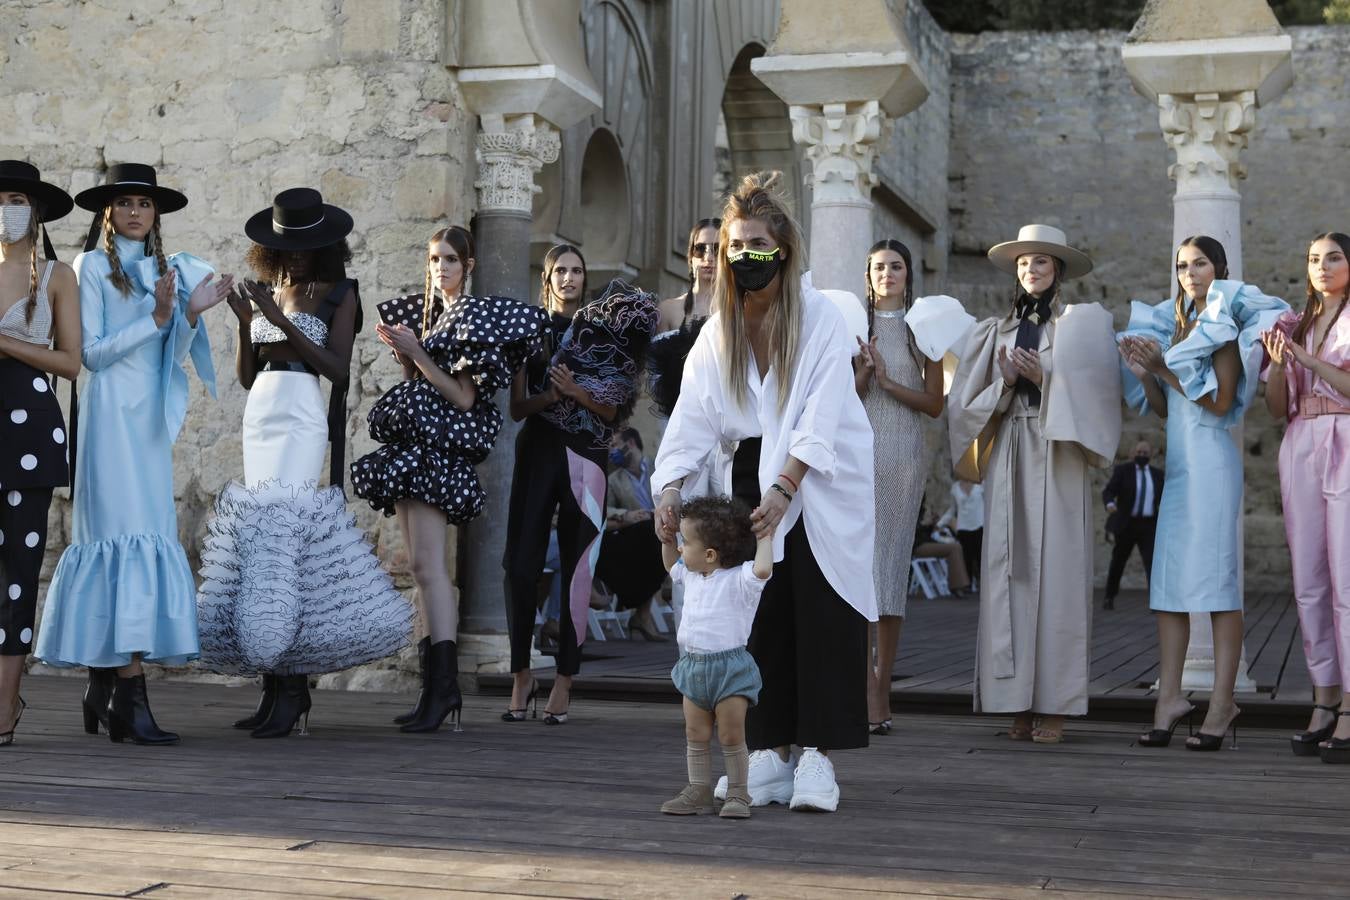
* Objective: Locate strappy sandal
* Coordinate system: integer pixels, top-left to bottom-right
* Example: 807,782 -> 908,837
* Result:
1031,715 -> 1065,744
1292,703 -> 1340,757
1008,713 -> 1035,741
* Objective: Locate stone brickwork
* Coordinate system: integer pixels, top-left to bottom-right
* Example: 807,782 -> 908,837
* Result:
4,0 -> 474,689
943,25 -> 1350,590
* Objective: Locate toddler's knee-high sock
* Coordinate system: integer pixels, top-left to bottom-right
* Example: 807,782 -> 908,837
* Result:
723,742 -> 749,796
687,740 -> 712,787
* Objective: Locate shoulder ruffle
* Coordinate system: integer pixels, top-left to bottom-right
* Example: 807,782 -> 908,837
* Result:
425,295 -> 550,393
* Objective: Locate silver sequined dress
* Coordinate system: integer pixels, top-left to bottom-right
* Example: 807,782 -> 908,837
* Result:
863,312 -> 929,617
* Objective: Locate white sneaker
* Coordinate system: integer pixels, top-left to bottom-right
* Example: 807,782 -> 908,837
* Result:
713,749 -> 795,806
789,748 -> 839,812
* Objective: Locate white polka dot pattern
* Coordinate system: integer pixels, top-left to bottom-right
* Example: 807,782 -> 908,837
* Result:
9,410 -> 26,424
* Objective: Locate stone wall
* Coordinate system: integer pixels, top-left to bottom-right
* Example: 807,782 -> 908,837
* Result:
4,0 -> 474,687
942,25 -> 1350,590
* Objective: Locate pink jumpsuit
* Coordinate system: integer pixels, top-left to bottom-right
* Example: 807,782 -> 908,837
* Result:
1267,309 -> 1350,688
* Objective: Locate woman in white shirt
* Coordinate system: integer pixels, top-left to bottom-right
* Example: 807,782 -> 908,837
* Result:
938,480 -> 985,591
653,172 -> 876,814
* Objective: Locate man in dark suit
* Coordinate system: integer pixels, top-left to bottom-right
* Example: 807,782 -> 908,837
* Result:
1102,440 -> 1164,610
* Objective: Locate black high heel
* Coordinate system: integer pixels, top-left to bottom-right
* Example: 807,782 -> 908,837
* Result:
1292,703 -> 1340,757
1319,711 -> 1350,764
393,636 -> 430,725
400,640 -> 463,733
233,674 -> 278,730
0,697 -> 26,747
108,675 -> 179,745
543,683 -> 570,726
82,667 -> 115,734
1138,704 -> 1196,748
501,677 -> 540,722
250,675 -> 311,739
1185,710 -> 1239,751
869,719 -> 893,735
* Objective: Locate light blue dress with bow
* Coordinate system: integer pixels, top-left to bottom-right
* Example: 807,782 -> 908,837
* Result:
1118,280 -> 1287,613
36,234 -> 216,667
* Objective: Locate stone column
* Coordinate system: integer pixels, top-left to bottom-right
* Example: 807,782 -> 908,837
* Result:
457,113 -> 561,681
751,0 -> 929,294
789,100 -> 889,298
1122,2 -> 1294,694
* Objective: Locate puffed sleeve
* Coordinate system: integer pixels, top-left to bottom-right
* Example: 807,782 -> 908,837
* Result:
76,250 -> 161,372
946,317 -> 1010,482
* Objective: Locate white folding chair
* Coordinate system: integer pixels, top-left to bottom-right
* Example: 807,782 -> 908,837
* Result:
909,558 -> 951,599
586,580 -> 632,640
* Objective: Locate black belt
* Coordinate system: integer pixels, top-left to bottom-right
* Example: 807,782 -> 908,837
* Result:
260,359 -> 318,375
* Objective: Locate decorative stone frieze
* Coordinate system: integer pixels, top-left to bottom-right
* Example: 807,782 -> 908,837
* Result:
472,114 -> 562,214
790,100 -> 890,206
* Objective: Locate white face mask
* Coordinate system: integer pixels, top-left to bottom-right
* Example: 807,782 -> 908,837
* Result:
0,205 -> 34,244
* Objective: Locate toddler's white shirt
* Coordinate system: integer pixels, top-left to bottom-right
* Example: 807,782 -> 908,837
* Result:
671,560 -> 768,652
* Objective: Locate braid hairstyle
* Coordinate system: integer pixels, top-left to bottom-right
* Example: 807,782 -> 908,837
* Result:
713,171 -> 805,412
684,217 -> 722,320
1172,235 -> 1229,346
149,215 -> 168,279
23,194 -> 39,325
101,208 -> 133,296
1291,232 -> 1350,353
422,225 -> 475,336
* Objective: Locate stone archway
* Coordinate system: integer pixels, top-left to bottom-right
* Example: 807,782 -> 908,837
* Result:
719,44 -> 803,219
578,127 -> 633,285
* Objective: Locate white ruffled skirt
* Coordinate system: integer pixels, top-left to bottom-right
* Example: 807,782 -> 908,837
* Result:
196,371 -> 411,675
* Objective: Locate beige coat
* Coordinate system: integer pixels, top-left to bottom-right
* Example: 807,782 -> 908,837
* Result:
948,303 -> 1121,715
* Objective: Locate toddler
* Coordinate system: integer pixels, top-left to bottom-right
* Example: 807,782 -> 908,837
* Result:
659,496 -> 773,819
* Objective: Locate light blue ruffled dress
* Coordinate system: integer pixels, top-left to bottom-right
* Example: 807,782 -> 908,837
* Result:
36,234 -> 216,667
1118,280 -> 1287,613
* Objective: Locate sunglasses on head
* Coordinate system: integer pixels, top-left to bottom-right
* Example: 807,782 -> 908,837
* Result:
692,242 -> 719,259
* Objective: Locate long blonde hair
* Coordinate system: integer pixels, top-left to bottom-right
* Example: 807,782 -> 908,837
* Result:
714,171 -> 804,412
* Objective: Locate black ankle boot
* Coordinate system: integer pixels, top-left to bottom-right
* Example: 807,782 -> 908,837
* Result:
107,675 -> 179,745
393,636 -> 430,725
82,667 -> 116,735
250,675 -> 311,739
233,674 -> 278,729
400,640 -> 463,733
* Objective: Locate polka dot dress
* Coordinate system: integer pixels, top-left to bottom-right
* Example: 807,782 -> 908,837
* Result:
351,294 -> 549,522
0,356 -> 69,656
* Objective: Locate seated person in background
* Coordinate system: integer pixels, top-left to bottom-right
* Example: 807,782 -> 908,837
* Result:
913,504 -> 974,597
596,427 -> 669,641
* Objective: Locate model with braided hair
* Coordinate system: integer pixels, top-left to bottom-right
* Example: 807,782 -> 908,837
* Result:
852,239 -> 945,736
652,171 -> 877,813
36,164 -> 233,746
1261,232 -> 1350,761
0,161 -> 78,747
351,223 -> 547,733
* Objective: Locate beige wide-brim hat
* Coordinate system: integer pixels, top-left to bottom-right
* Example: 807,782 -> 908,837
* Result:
987,224 -> 1093,280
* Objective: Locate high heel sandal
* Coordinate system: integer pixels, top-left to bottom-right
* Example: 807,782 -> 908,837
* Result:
0,697 -> 26,747
1138,704 -> 1195,748
869,719 -> 893,735
1185,710 -> 1239,751
1318,711 -> 1350,764
1292,703 -> 1340,757
543,684 -> 570,726
501,678 -> 540,722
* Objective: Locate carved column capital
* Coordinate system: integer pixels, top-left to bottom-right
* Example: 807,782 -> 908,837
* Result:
473,113 -> 561,214
789,100 -> 889,205
1158,91 -> 1257,196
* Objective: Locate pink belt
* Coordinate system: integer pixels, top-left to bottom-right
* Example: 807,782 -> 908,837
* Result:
1301,395 -> 1350,418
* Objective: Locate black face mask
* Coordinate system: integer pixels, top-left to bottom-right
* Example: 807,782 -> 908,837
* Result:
1134,454 -> 1149,467
728,247 -> 782,293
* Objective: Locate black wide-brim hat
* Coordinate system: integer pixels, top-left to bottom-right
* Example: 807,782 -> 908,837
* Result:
245,187 -> 354,251
0,160 -> 74,222
74,162 -> 188,214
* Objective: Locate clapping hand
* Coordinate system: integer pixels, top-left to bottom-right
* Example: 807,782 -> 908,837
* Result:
1118,336 -> 1149,379
238,280 -> 286,327
226,283 -> 253,325
152,270 -> 177,327
187,273 -> 235,324
549,363 -> 586,402
998,345 -> 1042,386
376,322 -> 425,363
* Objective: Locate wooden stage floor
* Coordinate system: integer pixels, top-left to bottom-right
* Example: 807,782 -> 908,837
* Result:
1,672 -> 1348,899
553,590 -> 1316,718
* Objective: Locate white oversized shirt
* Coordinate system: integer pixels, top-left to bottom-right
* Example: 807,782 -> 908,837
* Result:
671,560 -> 768,652
651,273 -> 878,621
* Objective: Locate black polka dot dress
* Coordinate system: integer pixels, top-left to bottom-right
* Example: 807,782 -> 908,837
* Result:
351,294 -> 549,523
0,355 -> 70,656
